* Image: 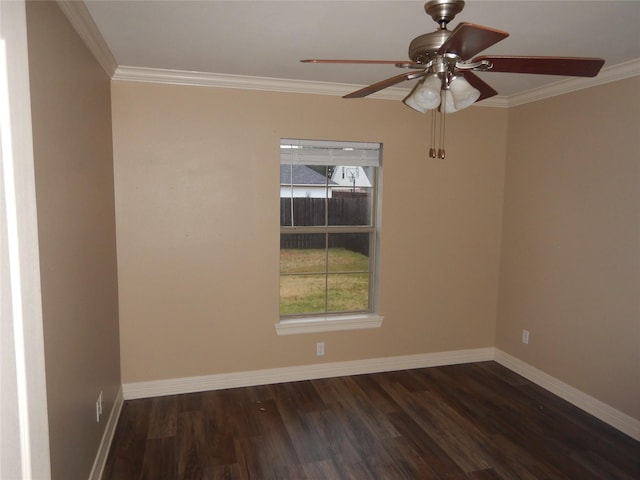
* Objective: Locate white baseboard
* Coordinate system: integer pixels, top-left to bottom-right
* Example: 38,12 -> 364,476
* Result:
88,386 -> 123,480
118,347 -> 638,444
123,347 -> 495,400
494,349 -> 640,441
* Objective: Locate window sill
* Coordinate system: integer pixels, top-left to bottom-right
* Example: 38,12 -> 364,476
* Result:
275,314 -> 383,336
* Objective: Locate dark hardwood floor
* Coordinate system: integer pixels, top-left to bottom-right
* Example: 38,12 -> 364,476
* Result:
102,361 -> 639,480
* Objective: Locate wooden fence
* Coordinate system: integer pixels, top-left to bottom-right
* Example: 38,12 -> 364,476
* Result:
280,196 -> 371,255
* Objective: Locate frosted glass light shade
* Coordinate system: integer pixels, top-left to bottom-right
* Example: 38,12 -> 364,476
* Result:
403,93 -> 427,113
449,76 -> 480,110
441,90 -> 458,113
403,75 -> 441,113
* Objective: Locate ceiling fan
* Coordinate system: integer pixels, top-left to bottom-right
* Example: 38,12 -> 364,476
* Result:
302,0 -> 605,157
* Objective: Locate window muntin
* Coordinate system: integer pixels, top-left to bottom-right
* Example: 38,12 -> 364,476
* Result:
280,139 -> 380,318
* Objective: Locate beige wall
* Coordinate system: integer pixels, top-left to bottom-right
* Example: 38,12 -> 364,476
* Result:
18,1 -> 638,473
112,81 -> 507,383
496,77 -> 640,419
26,2 -> 121,479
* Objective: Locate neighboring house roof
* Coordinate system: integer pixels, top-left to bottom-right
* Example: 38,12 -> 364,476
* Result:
280,165 -> 336,186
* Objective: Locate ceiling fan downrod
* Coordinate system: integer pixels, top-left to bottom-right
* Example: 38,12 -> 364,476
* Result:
425,0 -> 465,30
300,0 -> 605,161
409,0 -> 465,64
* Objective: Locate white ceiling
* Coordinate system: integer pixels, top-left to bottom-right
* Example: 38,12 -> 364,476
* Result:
84,0 -> 640,98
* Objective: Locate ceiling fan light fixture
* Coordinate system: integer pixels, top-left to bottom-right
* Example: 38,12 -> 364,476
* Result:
448,75 -> 480,110
441,89 -> 458,113
403,89 -> 428,113
403,74 -> 442,113
302,0 -> 606,159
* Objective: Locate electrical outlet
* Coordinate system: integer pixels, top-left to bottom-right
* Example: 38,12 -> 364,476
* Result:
316,342 -> 325,356
522,329 -> 530,345
96,391 -> 103,422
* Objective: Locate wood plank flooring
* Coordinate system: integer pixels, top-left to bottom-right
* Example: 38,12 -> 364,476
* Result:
102,362 -> 639,479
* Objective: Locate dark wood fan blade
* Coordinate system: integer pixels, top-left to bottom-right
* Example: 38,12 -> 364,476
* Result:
463,71 -> 498,101
343,71 -> 428,98
301,59 -> 409,65
474,56 -> 605,77
438,23 -> 509,60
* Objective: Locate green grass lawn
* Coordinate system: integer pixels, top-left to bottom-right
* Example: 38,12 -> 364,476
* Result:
280,248 -> 369,315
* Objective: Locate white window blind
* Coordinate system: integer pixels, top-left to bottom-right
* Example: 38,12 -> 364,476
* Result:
280,138 -> 381,167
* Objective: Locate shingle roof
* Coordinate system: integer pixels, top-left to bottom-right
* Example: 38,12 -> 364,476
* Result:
280,165 -> 336,185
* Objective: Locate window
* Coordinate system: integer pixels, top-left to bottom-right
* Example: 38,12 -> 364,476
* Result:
277,138 -> 382,334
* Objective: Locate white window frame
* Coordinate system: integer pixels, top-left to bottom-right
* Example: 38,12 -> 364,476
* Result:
275,138 -> 383,335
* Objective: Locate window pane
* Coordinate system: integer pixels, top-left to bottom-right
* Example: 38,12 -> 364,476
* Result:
280,274 -> 326,315
280,234 -> 326,274
327,273 -> 369,312
328,166 -> 373,226
280,164 -> 328,226
279,139 -> 380,319
327,233 -> 370,272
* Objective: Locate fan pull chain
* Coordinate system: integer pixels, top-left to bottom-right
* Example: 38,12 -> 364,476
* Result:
437,93 -> 446,159
429,109 -> 437,158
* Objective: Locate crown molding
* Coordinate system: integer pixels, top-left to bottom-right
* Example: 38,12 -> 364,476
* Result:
113,65 -> 510,108
475,95 -> 509,109
57,0 -> 637,109
113,60 -> 640,109
507,58 -> 640,107
56,0 -> 117,76
113,65 -> 409,100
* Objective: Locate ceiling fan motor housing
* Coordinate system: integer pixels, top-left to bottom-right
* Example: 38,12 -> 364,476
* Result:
409,0 -> 465,63
408,29 -> 451,63
301,0 -> 605,102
